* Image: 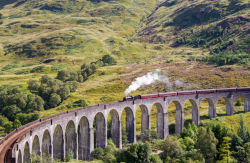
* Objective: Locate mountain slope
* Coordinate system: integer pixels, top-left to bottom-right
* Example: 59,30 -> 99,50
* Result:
135,0 -> 250,54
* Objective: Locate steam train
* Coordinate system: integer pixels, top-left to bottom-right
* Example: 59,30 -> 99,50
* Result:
122,87 -> 250,101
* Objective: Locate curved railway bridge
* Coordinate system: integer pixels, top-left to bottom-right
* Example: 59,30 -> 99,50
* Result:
1,88 -> 250,163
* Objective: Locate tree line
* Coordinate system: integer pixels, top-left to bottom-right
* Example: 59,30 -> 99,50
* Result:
56,54 -> 117,83
199,50 -> 250,66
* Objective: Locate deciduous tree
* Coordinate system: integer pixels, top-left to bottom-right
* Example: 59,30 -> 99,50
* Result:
13,119 -> 22,129
238,114 -> 249,143
49,93 -> 61,108
28,79 -> 40,91
218,137 -> 232,161
197,128 -> 218,162
161,135 -> 182,159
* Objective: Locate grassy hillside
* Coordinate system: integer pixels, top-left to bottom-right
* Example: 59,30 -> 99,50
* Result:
135,0 -> 250,54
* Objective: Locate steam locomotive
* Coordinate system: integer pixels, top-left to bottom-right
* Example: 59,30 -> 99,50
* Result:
122,87 -> 250,101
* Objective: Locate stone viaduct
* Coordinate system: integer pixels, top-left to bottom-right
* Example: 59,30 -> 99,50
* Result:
1,90 -> 250,163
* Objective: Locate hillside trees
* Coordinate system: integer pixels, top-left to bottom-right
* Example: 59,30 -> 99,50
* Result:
56,55 -> 117,83
200,51 -> 250,66
0,87 -> 44,114
28,75 -> 79,109
0,87 -> 42,133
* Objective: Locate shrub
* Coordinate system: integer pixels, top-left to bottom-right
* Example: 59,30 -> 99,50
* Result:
92,147 -> 104,160
4,121 -> 13,133
102,152 -> 116,163
65,149 -> 73,162
0,116 -> 8,126
116,141 -> 152,163
13,119 -> 22,129
28,79 -> 40,91
51,64 -> 67,71
72,99 -> 89,108
12,61 -> 20,64
49,93 -> 61,108
2,64 -> 21,71
15,69 -> 30,75
150,154 -> 163,163
31,66 -> 49,73
22,63 -> 37,67
235,99 -> 242,106
77,19 -> 90,24
6,21 -> 21,27
161,135 -> 182,159
101,55 -> 117,65
20,24 -> 39,28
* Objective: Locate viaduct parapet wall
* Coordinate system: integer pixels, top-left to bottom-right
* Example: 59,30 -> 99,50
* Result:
2,90 -> 250,163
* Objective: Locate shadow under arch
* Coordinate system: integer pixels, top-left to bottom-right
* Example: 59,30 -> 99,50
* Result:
109,109 -> 120,148
183,99 -> 199,125
42,130 -> 51,156
32,135 -> 40,155
234,95 -> 249,113
216,97 -> 231,115
136,105 -> 149,134
24,142 -> 30,163
170,101 -> 183,135
122,107 -> 135,143
53,125 -> 64,161
17,150 -> 22,163
200,98 -> 215,118
95,112 -> 106,149
78,116 -> 90,160
66,120 -> 77,159
151,103 -> 164,139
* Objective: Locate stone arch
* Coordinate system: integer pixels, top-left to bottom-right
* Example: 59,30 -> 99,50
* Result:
95,112 -> 106,148
78,116 -> 90,160
66,120 -> 77,159
53,125 -> 64,161
170,101 -> 183,134
23,142 -> 30,163
151,103 -> 164,139
200,98 -> 215,118
216,97 -> 231,115
42,130 -> 51,156
234,95 -> 249,112
122,107 -> 135,143
32,135 -> 40,155
17,150 -> 22,163
137,105 -> 149,134
109,109 -> 120,148
183,99 -> 199,125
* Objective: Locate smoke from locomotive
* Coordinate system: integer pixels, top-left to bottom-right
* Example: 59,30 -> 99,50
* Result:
124,68 -> 169,96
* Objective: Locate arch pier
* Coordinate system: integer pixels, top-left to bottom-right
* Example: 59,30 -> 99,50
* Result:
1,91 -> 249,163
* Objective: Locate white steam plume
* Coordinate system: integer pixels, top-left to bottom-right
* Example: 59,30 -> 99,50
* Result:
124,69 -> 169,96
